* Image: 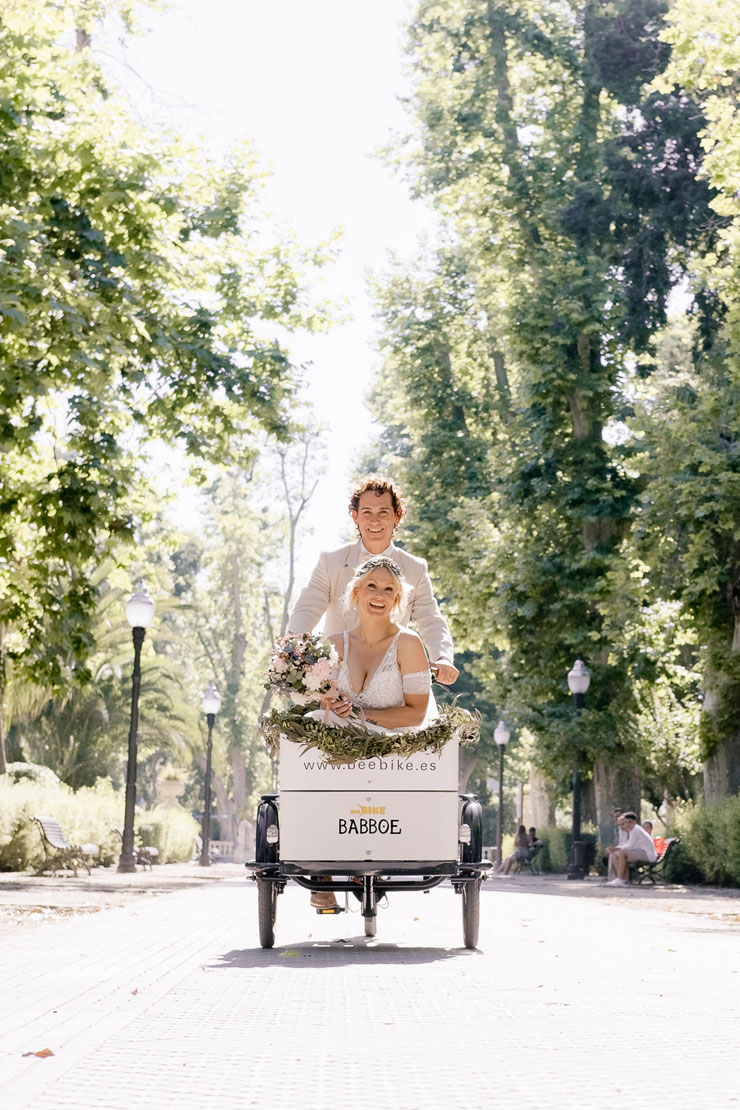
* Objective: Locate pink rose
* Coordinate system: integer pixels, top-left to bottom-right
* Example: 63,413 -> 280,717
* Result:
311,657 -> 332,681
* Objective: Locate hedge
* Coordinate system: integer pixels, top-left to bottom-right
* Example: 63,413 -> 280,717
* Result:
524,827 -> 598,874
664,797 -> 740,887
0,770 -> 199,871
137,808 -> 201,864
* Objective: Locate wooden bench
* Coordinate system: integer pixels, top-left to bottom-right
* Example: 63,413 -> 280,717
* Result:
513,842 -> 542,876
32,816 -> 99,877
628,837 -> 679,885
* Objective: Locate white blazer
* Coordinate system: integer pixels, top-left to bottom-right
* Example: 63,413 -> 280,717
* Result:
288,541 -> 455,665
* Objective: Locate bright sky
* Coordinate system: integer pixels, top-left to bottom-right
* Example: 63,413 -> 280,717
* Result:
105,0 -> 433,582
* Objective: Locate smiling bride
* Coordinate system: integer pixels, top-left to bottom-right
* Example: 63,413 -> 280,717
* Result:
317,556 -> 437,734
304,555 -> 438,908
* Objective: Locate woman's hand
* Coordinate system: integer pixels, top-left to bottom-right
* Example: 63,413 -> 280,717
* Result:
320,693 -> 353,718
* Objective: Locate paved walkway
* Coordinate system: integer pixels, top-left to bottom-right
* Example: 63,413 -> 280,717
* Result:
1,868 -> 738,1109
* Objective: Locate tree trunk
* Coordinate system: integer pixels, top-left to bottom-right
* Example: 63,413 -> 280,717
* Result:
278,440 -> 319,637
231,747 -> 247,820
194,755 -> 235,845
485,1 -> 542,253
529,766 -> 556,828
581,776 -> 597,827
702,597 -> 740,801
458,745 -> 477,791
0,628 -> 7,774
593,759 -> 641,848
702,745 -> 738,804
702,708 -> 740,803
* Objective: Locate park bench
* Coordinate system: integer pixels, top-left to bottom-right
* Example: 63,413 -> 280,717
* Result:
513,842 -> 542,876
32,816 -> 99,877
112,828 -> 159,870
628,836 -> 679,885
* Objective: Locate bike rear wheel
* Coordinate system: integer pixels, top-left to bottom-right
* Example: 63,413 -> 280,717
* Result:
257,878 -> 277,948
461,878 -> 480,949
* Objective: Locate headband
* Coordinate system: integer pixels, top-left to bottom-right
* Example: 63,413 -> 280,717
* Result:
357,556 -> 404,579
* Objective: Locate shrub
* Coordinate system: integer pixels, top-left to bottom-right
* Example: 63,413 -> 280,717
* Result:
669,796 -> 740,887
535,827 -> 568,873
523,827 -> 597,873
137,807 -> 200,863
5,762 -> 61,786
661,838 -> 704,885
0,778 -> 198,871
0,776 -> 123,871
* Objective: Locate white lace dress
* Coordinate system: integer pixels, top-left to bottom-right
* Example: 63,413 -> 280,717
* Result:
318,630 -> 436,735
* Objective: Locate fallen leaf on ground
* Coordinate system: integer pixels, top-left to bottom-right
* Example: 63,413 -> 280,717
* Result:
23,1048 -> 54,1058
279,950 -> 299,957
131,988 -> 138,996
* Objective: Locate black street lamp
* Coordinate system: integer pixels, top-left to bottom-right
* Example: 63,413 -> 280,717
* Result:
494,719 -> 510,867
118,581 -> 155,873
566,658 -> 591,880
199,682 -> 222,867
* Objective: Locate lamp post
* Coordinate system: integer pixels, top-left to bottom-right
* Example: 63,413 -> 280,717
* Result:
199,683 -> 222,867
494,719 -> 510,867
118,581 -> 155,873
566,658 -> 591,880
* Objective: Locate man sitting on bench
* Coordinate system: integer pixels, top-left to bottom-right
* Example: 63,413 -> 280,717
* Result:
527,828 -> 542,859
605,812 -> 657,887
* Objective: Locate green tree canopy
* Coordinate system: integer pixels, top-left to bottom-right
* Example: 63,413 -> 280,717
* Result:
369,0 -> 724,831
0,0 -> 332,738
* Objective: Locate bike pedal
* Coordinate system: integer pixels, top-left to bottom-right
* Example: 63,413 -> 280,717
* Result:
315,905 -> 344,915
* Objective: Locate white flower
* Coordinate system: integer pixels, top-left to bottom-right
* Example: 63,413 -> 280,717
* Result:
289,691 -> 308,706
303,671 -> 322,691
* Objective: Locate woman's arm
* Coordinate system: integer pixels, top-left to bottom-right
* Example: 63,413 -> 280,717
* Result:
362,631 -> 430,729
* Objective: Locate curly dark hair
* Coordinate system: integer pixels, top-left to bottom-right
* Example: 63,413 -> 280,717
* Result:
348,475 -> 407,519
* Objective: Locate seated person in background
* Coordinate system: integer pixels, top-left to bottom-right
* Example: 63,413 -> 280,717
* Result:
605,806 -> 627,879
605,812 -> 657,887
527,827 -> 542,859
495,826 -> 532,875
643,820 -> 666,858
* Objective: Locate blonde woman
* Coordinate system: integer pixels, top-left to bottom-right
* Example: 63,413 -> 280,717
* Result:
318,556 -> 436,732
307,556 -> 436,909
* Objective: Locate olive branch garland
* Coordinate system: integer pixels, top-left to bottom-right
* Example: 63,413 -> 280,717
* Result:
259,702 -> 481,766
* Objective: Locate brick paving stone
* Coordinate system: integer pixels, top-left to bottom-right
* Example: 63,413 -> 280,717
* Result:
1,874 -> 738,1110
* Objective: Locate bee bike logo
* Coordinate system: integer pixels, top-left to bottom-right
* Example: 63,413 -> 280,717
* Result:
338,803 -> 402,836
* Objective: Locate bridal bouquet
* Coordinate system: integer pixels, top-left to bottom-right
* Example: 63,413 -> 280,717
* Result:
265,632 -> 339,707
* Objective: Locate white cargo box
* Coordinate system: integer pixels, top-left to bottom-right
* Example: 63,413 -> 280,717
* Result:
278,735 -> 459,791
279,791 -> 459,862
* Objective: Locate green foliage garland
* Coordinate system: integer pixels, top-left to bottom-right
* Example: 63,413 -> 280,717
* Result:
260,703 -> 480,766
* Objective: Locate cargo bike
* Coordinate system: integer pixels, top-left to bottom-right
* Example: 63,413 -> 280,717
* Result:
245,709 -> 490,950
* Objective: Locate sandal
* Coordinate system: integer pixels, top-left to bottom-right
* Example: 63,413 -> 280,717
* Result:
310,889 -> 338,909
